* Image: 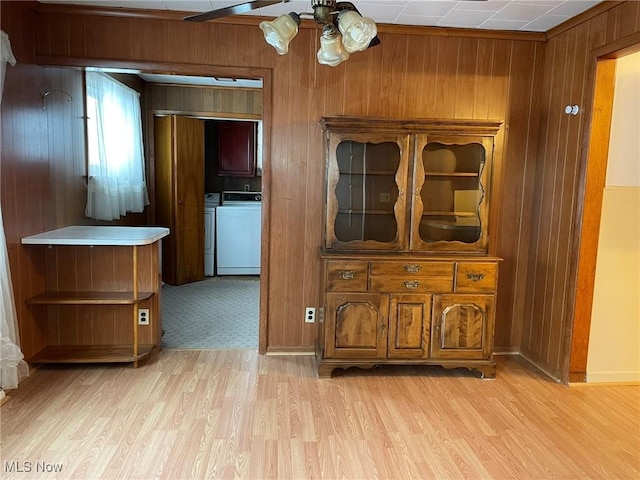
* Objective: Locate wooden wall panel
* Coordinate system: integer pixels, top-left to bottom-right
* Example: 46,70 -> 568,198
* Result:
3,2 -> 546,355
147,84 -> 262,116
521,2 -> 640,380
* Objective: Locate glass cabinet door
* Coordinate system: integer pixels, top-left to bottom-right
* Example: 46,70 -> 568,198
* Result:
325,133 -> 410,250
411,135 -> 493,252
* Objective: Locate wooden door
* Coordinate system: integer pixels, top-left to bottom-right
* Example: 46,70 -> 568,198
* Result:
174,116 -> 205,285
154,115 -> 177,284
217,121 -> 256,176
154,115 -> 205,285
431,294 -> 494,360
387,294 -> 431,359
325,293 -> 388,359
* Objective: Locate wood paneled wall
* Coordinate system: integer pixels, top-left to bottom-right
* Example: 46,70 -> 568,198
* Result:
520,1 -> 640,380
146,84 -> 262,117
3,2 -> 545,355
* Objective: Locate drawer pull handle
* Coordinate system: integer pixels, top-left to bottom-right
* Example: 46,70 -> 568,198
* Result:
339,270 -> 356,280
404,280 -> 420,290
404,264 -> 421,273
467,273 -> 485,282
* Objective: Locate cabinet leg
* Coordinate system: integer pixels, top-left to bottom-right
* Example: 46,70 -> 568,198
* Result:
316,364 -> 334,379
475,365 -> 496,379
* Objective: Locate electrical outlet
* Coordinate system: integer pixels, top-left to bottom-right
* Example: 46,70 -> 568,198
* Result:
305,307 -> 315,324
380,192 -> 390,203
244,184 -> 250,192
138,308 -> 150,325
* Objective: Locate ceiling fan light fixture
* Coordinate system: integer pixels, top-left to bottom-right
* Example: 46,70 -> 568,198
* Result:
317,24 -> 350,67
259,12 -> 301,55
337,10 -> 377,53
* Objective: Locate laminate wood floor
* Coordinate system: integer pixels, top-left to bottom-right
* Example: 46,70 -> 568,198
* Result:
1,351 -> 638,480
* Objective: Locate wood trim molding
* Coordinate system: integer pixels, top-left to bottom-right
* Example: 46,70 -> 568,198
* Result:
568,59 -> 616,383
592,31 -> 640,59
546,1 -> 624,39
34,56 -> 269,80
34,3 -> 546,42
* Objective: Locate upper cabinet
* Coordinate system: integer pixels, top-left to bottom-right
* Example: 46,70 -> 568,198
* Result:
321,117 -> 501,254
217,121 -> 257,177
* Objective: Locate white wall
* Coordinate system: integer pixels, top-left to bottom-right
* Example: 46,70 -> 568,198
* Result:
586,51 -> 640,383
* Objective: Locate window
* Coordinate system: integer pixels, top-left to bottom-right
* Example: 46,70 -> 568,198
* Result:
85,72 -> 149,220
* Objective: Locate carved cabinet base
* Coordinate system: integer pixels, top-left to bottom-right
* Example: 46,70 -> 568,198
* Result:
316,358 -> 497,379
316,254 -> 500,379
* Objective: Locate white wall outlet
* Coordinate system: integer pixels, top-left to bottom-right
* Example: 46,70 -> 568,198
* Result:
305,307 -> 315,324
138,308 -> 150,325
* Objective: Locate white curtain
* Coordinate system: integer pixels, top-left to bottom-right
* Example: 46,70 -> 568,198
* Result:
85,71 -> 149,221
0,30 -> 29,394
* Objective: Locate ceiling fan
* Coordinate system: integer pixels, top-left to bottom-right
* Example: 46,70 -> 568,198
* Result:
184,0 -> 380,67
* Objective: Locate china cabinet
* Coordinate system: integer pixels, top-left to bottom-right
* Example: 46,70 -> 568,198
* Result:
317,117 -> 502,378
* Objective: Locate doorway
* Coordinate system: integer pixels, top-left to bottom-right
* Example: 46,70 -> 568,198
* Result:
42,59 -> 273,354
569,39 -> 640,382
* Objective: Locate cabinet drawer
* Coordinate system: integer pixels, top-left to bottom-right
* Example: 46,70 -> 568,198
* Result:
326,261 -> 368,292
455,263 -> 498,293
370,275 -> 453,293
370,261 -> 454,277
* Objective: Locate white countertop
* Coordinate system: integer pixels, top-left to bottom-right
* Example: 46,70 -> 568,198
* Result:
21,226 -> 170,246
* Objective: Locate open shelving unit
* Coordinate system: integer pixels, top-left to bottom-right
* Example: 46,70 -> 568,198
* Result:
22,226 -> 169,367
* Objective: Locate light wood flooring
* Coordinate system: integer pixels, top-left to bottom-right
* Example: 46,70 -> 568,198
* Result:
1,351 -> 638,479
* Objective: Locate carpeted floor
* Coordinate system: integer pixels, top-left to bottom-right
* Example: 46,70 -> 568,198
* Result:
160,276 -> 259,349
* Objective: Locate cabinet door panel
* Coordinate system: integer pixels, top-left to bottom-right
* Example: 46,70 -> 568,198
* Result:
431,294 -> 494,359
388,295 -> 431,359
410,134 -> 493,253
325,132 -> 410,251
325,293 -> 388,359
217,121 -> 256,177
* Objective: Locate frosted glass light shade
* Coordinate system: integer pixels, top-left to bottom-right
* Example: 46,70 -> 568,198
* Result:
259,13 -> 301,55
337,10 -> 377,53
317,25 -> 350,67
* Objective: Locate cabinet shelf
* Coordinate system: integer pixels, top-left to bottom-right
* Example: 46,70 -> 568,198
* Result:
29,345 -> 154,364
422,212 -> 478,217
338,210 -> 395,215
425,172 -> 479,177
339,170 -> 396,176
26,291 -> 154,305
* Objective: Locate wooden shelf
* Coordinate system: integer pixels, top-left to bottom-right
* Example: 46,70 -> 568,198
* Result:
422,212 -> 478,217
337,210 -> 395,215
339,170 -> 396,175
425,172 -> 479,177
29,345 -> 154,364
26,291 -> 154,305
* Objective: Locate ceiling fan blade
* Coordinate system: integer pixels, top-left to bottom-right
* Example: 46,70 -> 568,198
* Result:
183,0 -> 287,22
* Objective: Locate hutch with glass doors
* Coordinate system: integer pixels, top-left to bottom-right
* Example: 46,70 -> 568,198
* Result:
317,116 -> 502,378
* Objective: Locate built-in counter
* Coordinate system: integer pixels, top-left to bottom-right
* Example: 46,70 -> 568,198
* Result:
21,226 -> 169,367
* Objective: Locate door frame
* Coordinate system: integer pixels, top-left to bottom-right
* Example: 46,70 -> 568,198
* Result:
566,32 -> 640,383
36,57 -> 273,354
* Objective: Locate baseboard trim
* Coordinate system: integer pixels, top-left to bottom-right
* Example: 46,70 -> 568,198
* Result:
266,348 -> 315,356
493,346 -> 521,355
518,352 -> 562,383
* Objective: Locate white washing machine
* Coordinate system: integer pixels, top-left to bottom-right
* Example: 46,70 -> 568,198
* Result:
216,191 -> 262,275
204,193 -> 220,276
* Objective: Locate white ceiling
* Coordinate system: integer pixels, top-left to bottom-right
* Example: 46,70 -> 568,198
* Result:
40,0 -> 604,32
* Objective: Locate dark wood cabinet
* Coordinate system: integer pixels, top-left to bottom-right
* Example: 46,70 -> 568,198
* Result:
317,117 -> 502,378
217,121 -> 257,177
